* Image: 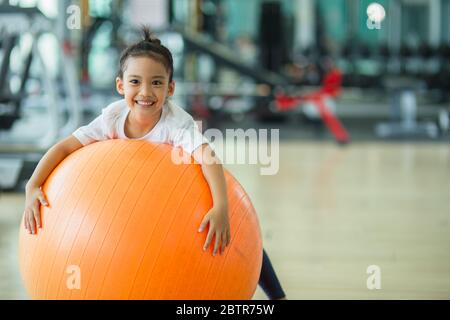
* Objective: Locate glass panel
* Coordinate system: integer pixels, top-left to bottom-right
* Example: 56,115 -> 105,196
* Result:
401,2 -> 429,47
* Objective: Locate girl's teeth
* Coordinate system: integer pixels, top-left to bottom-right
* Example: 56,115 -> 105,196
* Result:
137,101 -> 154,106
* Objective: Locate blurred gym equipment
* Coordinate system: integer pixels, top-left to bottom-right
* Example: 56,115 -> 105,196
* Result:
275,65 -> 349,144
375,76 -> 439,139
0,3 -> 82,190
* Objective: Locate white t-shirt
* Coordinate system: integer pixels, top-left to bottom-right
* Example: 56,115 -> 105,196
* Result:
72,99 -> 208,154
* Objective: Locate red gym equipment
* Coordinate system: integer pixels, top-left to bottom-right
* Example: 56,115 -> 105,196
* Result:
275,68 -> 350,144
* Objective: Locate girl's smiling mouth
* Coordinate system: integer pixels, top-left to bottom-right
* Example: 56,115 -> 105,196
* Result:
135,100 -> 156,107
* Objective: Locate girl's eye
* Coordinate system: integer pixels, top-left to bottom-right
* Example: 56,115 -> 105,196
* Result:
130,79 -> 139,84
153,81 -> 163,86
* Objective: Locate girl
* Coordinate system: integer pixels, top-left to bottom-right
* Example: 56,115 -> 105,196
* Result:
23,27 -> 286,300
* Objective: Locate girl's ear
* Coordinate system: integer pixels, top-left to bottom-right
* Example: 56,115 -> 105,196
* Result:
167,80 -> 175,97
116,77 -> 124,95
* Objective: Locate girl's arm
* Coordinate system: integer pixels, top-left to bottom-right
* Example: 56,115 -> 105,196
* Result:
24,135 -> 84,234
193,144 -> 231,256
26,135 -> 83,190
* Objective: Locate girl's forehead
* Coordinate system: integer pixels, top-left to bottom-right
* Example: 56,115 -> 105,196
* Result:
124,56 -> 168,77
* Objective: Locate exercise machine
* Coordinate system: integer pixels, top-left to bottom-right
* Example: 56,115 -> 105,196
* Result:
0,3 -> 82,190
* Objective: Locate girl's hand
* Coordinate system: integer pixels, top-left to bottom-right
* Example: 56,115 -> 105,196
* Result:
198,205 -> 231,256
23,186 -> 48,234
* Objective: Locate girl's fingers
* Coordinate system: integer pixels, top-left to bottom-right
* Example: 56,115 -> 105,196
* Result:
38,197 -> 48,206
28,214 -> 36,234
24,214 -> 30,233
220,233 -> 227,255
213,232 -> 220,256
23,211 -> 28,228
224,231 -> 229,248
38,191 -> 48,206
203,227 -> 214,251
198,214 -> 210,233
32,203 -> 41,228
25,210 -> 32,233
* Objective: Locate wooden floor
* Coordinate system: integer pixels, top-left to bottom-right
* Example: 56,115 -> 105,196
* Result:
1,141 -> 450,299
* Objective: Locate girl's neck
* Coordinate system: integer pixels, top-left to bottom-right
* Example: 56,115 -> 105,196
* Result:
125,108 -> 162,138
131,109 -> 161,127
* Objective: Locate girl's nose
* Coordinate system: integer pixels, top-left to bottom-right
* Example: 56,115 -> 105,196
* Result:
140,84 -> 154,97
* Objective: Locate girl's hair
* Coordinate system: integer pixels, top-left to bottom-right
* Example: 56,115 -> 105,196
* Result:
118,26 -> 173,82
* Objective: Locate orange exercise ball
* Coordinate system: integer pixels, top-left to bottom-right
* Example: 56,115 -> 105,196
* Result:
19,140 -> 263,300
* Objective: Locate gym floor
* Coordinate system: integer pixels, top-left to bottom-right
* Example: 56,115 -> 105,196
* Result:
2,140 -> 449,299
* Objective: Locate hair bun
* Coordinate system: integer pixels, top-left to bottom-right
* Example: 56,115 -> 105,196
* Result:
149,38 -> 161,45
141,25 -> 161,45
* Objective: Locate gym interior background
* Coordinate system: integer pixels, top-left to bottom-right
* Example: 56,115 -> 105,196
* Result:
1,0 -> 449,299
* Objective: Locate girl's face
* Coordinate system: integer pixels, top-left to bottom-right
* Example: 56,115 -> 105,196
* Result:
116,56 -> 175,119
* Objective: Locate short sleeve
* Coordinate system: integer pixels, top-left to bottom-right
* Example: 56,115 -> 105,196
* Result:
72,113 -> 107,146
72,100 -> 125,145
172,120 -> 210,154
